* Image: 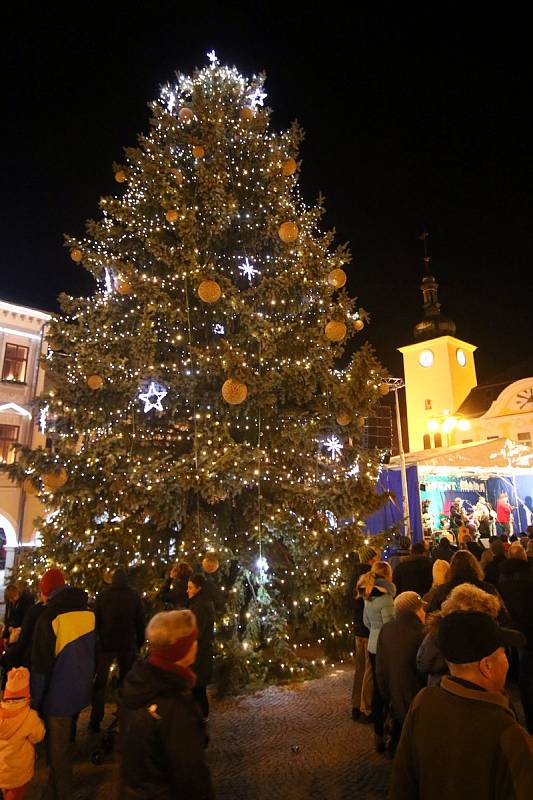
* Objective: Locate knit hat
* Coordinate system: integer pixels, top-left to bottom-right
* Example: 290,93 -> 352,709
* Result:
4,667 -> 30,700
147,609 -> 198,668
40,567 -> 65,596
394,591 -> 426,615
358,545 -> 378,564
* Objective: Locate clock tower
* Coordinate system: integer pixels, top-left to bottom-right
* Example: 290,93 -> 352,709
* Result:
398,251 -> 478,452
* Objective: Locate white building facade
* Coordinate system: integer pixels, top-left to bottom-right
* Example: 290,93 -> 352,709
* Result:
0,299 -> 50,587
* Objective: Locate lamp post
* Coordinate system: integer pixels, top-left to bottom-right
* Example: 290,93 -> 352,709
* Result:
385,378 -> 410,538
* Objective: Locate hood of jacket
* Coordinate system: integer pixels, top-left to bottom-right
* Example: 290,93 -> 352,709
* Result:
499,558 -> 533,579
0,702 -> 31,740
121,659 -> 190,711
46,585 -> 88,613
368,577 -> 396,598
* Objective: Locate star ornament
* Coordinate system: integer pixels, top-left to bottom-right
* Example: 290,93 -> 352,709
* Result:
238,257 -> 260,282
247,87 -> 267,110
207,49 -> 218,66
139,382 -> 167,413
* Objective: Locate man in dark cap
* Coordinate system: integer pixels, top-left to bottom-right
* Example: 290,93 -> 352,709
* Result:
390,611 -> 533,799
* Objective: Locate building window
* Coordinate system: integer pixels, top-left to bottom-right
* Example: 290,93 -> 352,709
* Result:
517,432 -> 532,445
487,435 -> 499,440
434,432 -> 442,448
425,399 -> 432,410
2,343 -> 29,383
0,424 -> 19,464
462,439 -> 473,444
423,434 -> 431,450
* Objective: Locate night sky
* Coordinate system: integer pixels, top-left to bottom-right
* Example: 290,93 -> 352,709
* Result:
3,4 -> 533,382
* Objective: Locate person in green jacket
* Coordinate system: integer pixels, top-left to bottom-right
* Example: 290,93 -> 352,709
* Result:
390,611 -> 533,800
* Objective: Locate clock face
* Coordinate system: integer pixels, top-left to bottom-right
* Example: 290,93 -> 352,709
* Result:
514,386 -> 533,410
456,348 -> 466,367
419,349 -> 434,368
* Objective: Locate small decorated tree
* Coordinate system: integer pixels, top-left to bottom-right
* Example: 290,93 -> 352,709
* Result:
4,54 -> 388,689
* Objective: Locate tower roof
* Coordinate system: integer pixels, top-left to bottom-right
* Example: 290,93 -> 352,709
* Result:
413,234 -> 456,341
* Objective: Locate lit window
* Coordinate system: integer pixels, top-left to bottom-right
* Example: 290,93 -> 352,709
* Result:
0,424 -> 19,464
423,434 -> 431,450
517,432 -> 532,445
2,344 -> 29,383
434,432 -> 442,448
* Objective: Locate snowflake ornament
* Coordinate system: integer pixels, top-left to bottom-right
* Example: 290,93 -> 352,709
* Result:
207,49 -> 218,66
138,382 -> 167,413
324,435 -> 343,461
238,257 -> 260,282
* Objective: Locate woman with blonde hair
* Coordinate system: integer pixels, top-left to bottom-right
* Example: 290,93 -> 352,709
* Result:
417,583 -> 502,685
357,561 -> 395,752
422,559 -> 450,605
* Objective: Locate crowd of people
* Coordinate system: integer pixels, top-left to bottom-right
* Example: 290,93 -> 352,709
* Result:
0,562 -> 217,799
1,529 -> 533,799
350,529 -> 533,797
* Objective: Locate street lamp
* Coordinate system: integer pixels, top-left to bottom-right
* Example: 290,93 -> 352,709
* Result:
385,378 -> 410,538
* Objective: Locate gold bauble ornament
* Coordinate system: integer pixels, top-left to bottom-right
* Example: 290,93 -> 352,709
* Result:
353,318 -> 364,332
239,106 -> 255,123
336,412 -> 351,426
169,168 -> 183,183
192,145 -> 205,158
328,268 -> 347,288
202,553 -> 220,573
114,170 -> 126,183
198,280 -> 221,304
222,378 -> 248,405
325,321 -> 347,342
23,478 -> 39,496
42,468 -> 68,490
115,276 -> 132,295
70,248 -> 83,263
278,221 -> 299,243
379,383 -> 390,396
179,107 -> 194,123
357,416 -> 366,429
166,209 -> 179,223
282,157 -> 297,176
87,374 -> 104,391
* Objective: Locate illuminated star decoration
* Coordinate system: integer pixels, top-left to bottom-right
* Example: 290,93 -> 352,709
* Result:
213,323 -> 225,335
207,49 -> 218,66
139,382 -> 167,413
324,435 -> 343,461
247,87 -> 267,110
238,257 -> 260,282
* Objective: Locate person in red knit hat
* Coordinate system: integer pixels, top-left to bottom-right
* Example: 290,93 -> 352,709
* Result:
31,567 -> 95,799
0,667 -> 45,799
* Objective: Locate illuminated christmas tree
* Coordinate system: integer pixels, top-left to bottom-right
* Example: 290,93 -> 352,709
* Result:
5,54 -> 389,688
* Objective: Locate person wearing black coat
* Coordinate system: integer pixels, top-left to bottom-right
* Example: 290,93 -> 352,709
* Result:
483,538 -> 507,587
0,599 -> 46,672
376,591 -> 426,754
187,573 -> 215,719
120,609 -> 214,800
89,568 -> 145,732
498,545 -> 533,732
159,561 -> 192,609
392,543 -> 433,597
431,534 -> 457,563
3,584 -> 35,637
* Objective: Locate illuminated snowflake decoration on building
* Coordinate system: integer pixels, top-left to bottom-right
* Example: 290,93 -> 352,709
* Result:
238,257 -> 259,282
207,49 -> 218,66
213,323 -> 225,335
324,435 -> 343,461
138,382 -> 167,413
247,87 -> 267,110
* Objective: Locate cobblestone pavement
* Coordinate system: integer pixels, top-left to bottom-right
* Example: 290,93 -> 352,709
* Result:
26,665 -> 391,799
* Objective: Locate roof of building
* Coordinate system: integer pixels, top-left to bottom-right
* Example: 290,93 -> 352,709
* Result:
456,382 -> 511,418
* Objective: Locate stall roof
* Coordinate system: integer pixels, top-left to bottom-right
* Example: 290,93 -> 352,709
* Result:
390,438 -> 533,471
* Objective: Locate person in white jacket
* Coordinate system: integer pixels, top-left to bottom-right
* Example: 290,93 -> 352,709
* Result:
0,667 -> 45,799
357,561 -> 396,752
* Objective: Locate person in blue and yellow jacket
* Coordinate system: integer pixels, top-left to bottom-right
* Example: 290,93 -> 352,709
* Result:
31,568 -> 95,800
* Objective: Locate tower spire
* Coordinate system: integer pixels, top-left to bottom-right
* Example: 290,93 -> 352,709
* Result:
413,231 -> 456,340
